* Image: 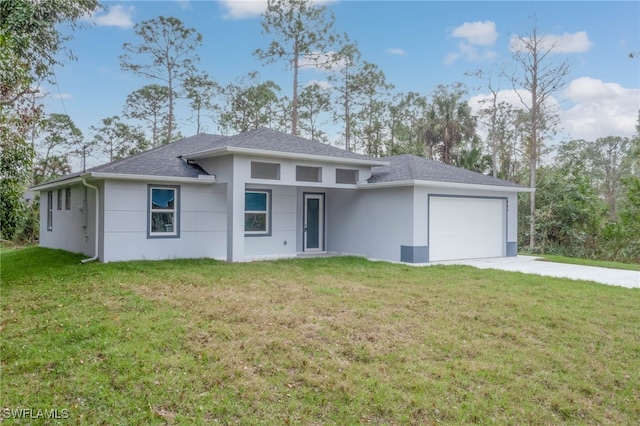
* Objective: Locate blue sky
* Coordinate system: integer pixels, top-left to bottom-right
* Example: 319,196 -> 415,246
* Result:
44,1 -> 640,167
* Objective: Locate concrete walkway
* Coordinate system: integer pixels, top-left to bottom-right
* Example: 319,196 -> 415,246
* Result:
429,256 -> 640,289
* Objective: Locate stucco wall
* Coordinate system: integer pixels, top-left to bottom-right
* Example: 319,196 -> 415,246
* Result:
39,184 -> 97,257
325,187 -> 414,262
244,184 -> 298,258
101,180 -> 226,262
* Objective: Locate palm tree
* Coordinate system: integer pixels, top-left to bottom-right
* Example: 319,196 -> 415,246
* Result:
454,146 -> 493,174
33,155 -> 71,184
421,83 -> 476,164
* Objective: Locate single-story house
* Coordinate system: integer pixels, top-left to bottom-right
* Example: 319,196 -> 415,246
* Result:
31,127 -> 529,264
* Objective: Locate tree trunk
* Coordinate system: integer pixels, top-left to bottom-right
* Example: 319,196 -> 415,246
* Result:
291,42 -> 299,136
344,82 -> 350,152
529,47 -> 538,251
167,74 -> 173,144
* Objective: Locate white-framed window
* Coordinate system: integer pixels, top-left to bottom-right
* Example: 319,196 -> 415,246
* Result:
148,185 -> 179,238
57,189 -> 62,210
65,188 -> 71,210
47,191 -> 53,231
245,190 -> 271,236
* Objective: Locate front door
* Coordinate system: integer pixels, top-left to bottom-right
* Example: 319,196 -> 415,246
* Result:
303,193 -> 325,252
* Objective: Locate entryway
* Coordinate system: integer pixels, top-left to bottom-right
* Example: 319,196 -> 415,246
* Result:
303,193 -> 325,252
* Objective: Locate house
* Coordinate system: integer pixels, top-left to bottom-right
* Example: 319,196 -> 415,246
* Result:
31,128 -> 529,264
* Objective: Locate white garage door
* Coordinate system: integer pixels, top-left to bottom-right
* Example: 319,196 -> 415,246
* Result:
429,197 -> 504,262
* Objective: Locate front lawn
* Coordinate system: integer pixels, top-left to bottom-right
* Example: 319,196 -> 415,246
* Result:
1,248 -> 638,424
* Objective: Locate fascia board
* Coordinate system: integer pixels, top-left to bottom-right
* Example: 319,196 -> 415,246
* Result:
185,146 -> 389,166
358,179 -> 532,192
31,173 -> 216,191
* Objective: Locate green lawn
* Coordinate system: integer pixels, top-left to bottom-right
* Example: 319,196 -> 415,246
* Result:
537,254 -> 640,271
2,248 -> 639,424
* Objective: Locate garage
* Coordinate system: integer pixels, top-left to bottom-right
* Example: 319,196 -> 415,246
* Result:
429,196 -> 505,262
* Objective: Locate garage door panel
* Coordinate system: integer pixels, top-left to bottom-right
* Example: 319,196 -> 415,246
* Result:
429,197 -> 504,262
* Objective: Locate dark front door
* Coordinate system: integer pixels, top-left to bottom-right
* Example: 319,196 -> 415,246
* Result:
303,193 -> 324,251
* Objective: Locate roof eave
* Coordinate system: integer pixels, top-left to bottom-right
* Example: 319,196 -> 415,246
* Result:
31,172 -> 216,191
359,179 -> 532,192
185,146 -> 390,166
31,175 -> 89,191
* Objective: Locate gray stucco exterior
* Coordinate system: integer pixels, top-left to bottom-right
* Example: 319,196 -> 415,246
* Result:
33,128 -> 528,264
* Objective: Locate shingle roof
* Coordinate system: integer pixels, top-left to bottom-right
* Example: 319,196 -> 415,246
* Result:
33,129 -> 523,190
183,127 -> 378,162
369,154 -> 524,188
33,134 -> 228,187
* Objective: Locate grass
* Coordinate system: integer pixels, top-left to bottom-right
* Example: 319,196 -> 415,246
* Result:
2,247 -> 639,424
537,254 -> 640,271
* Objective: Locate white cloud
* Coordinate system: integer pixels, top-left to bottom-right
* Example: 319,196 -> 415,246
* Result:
220,0 -> 338,20
509,31 -> 592,54
451,21 -> 499,46
445,42 -> 496,65
446,21 -> 498,64
220,0 -> 266,19
299,51 -> 346,72
469,89 -> 538,115
86,5 -> 135,28
561,77 -> 640,139
386,48 -> 407,56
468,77 -> 639,142
468,89 -> 560,142
305,80 -> 332,90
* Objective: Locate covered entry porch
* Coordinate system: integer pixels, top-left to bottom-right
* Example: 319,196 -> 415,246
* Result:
228,184 -> 352,262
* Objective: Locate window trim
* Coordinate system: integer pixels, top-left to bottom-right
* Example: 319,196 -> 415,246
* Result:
244,189 -> 272,237
47,191 -> 53,231
147,184 -> 180,239
65,187 -> 71,210
57,189 -> 62,210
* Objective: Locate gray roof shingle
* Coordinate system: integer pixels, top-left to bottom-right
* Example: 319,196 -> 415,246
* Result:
183,127 -> 379,162
33,129 -> 523,190
33,134 -> 228,187
369,154 -> 524,188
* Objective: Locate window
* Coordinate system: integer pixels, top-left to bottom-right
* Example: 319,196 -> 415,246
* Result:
251,161 -> 280,180
296,166 -> 322,182
47,191 -> 53,231
65,188 -> 71,210
336,168 -> 358,184
57,189 -> 62,210
148,185 -> 179,238
245,190 -> 271,236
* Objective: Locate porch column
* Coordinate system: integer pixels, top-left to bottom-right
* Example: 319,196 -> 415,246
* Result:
226,161 -> 245,262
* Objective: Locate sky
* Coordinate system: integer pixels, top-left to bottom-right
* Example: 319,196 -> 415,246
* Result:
44,0 -> 640,168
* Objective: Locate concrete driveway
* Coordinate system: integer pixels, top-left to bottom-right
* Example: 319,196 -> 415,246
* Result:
429,256 -> 640,289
